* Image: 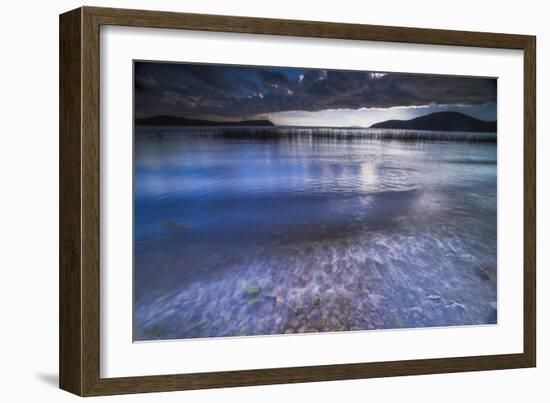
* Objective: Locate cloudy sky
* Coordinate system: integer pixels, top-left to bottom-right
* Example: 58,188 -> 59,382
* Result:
134,61 -> 497,127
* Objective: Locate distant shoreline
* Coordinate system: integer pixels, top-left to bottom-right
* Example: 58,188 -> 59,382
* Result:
135,112 -> 496,134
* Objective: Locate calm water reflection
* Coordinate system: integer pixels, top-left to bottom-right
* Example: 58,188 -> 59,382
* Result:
133,127 -> 497,341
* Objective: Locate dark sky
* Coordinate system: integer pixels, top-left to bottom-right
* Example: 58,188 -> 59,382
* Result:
134,61 -> 497,127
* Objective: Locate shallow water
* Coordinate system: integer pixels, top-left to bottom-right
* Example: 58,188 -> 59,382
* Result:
133,127 -> 497,341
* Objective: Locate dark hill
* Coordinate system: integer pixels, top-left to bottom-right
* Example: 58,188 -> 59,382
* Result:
370,111 -> 496,133
135,115 -> 275,127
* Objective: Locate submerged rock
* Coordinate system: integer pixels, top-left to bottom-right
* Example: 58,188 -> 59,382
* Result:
248,297 -> 260,306
244,284 -> 261,298
394,318 -> 405,327
309,308 -> 321,318
313,318 -> 326,328
330,316 -> 341,328
288,318 -> 300,329
292,304 -> 303,315
145,324 -> 164,338
299,273 -> 310,286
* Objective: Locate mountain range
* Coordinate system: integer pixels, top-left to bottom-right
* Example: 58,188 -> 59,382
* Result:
370,111 -> 496,132
136,111 -> 496,133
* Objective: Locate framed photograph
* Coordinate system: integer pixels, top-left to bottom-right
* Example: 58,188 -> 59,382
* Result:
59,6 -> 536,396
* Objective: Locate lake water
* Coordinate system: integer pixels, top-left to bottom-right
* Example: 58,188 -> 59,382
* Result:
133,126 -> 497,341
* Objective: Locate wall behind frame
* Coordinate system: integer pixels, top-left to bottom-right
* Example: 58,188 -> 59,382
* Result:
0,0 -> 545,402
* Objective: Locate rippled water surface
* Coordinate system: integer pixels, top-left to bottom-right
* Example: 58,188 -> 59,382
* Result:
133,127 -> 497,341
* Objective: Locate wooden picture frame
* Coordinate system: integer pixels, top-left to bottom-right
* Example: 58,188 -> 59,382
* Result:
59,6 -> 536,396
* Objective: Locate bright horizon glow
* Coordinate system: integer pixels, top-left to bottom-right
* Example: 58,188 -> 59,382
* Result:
260,102 -> 497,127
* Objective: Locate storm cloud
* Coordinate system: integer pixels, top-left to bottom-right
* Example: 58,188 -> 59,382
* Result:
134,61 -> 497,122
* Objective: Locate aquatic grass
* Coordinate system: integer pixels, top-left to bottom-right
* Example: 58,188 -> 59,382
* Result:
136,125 -> 497,143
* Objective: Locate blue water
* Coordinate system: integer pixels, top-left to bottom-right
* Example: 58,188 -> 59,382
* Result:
133,126 -> 497,341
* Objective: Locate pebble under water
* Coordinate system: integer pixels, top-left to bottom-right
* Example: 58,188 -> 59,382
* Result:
133,127 -> 497,341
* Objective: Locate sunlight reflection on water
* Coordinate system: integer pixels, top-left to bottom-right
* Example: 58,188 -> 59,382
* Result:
133,127 -> 497,341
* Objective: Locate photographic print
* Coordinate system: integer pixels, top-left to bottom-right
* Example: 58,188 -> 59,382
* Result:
133,61 -> 497,341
